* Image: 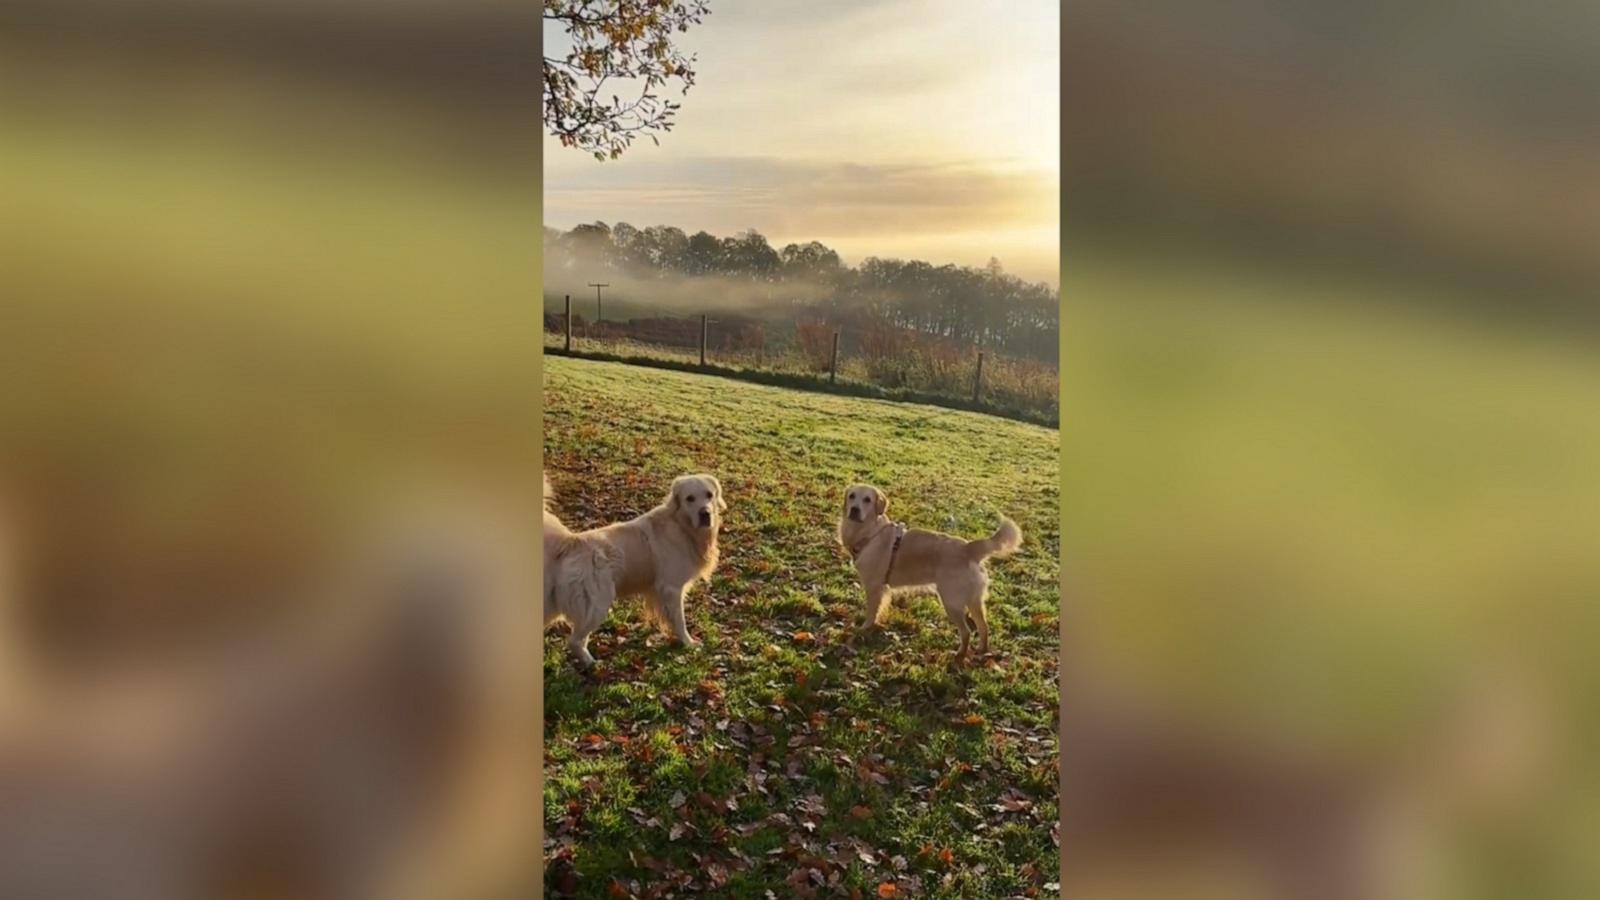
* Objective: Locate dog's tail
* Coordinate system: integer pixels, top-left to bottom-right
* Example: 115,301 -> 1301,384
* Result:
966,516 -> 1022,562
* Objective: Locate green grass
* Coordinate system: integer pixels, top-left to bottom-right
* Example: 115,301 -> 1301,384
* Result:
543,357 -> 1060,898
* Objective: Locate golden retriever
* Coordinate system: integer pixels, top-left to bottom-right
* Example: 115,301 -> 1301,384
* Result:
837,483 -> 1020,662
543,473 -> 725,668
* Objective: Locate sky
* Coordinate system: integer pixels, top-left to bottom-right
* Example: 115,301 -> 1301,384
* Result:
543,0 -> 1060,287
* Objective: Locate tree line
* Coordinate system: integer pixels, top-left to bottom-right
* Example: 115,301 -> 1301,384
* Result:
544,223 -> 1060,364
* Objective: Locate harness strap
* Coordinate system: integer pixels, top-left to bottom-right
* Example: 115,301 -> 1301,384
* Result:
847,522 -> 906,567
883,522 -> 907,580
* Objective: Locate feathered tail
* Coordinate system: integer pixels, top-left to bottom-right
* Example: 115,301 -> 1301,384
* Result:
965,516 -> 1022,562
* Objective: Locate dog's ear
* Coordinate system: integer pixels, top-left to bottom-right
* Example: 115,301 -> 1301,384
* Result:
665,477 -> 684,510
709,476 -> 727,513
873,489 -> 887,517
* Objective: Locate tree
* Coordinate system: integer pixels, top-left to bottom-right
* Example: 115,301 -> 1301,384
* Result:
720,229 -> 781,279
611,221 -> 644,270
640,225 -> 690,272
780,241 -> 843,280
543,1 -> 712,161
683,230 -> 722,275
563,221 -> 616,270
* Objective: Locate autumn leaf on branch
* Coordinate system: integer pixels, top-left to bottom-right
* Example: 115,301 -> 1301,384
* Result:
544,1 -> 711,161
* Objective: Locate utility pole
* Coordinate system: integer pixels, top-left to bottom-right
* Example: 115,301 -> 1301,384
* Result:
588,283 -> 609,322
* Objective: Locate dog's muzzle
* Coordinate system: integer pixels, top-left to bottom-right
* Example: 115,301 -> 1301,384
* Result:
698,509 -> 712,528
848,508 -> 861,521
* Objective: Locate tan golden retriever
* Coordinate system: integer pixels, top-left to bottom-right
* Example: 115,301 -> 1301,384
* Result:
543,473 -> 724,668
837,483 -> 1020,662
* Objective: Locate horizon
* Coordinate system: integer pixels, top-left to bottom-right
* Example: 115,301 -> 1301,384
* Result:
542,0 -> 1060,288
541,217 -> 1060,291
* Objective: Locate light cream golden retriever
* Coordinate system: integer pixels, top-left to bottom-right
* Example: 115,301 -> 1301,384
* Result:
837,483 -> 1020,662
543,473 -> 724,668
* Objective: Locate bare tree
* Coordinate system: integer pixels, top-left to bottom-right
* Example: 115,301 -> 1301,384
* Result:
543,1 -> 712,161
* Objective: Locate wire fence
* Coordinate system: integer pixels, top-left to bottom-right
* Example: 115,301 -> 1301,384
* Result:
542,295 -> 1059,425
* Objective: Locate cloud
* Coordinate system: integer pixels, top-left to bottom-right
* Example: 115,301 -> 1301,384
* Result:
540,0 -> 1060,284
543,156 -> 1056,240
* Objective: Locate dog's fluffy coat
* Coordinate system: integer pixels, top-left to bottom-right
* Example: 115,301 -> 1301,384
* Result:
837,483 -> 1020,660
543,473 -> 724,667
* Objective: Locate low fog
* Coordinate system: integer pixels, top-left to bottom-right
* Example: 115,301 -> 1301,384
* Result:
543,223 -> 1061,363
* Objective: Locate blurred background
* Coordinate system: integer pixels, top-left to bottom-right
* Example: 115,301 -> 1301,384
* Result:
0,0 -> 538,896
1064,1 -> 1599,898
7,0 -> 1600,895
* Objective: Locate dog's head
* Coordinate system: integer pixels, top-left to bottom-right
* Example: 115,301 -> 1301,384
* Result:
843,484 -> 886,524
667,474 -> 726,532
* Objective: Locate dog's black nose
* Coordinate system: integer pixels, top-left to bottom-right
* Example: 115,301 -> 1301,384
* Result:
848,508 -> 860,521
698,509 -> 712,526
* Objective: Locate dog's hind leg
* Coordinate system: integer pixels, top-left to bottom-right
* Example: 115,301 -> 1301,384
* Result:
971,594 -> 990,656
566,582 -> 613,668
938,571 -> 984,664
943,602 -> 972,664
656,582 -> 699,647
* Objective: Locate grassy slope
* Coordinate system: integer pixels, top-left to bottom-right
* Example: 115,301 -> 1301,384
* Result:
543,357 -> 1061,898
541,337 -> 1060,428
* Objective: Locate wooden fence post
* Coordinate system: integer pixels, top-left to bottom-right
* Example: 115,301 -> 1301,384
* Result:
564,295 -> 572,352
829,331 -> 840,384
700,314 -> 708,366
972,351 -> 984,404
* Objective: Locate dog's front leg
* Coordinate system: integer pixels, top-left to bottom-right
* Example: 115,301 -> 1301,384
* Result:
860,584 -> 889,634
656,582 -> 699,647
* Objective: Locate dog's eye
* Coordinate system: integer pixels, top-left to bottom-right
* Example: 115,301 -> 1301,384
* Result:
685,493 -> 696,502
848,492 -> 855,500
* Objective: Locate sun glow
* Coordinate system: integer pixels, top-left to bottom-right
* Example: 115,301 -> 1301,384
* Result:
543,0 -> 1059,285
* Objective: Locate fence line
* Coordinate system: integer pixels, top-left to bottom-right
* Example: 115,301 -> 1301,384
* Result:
542,307 -> 1060,423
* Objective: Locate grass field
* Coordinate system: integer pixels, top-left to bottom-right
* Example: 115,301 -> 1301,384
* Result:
543,357 -> 1061,898
541,330 -> 1061,427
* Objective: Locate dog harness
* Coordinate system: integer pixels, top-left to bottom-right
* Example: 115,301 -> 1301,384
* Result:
849,521 -> 907,585
884,522 -> 907,578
